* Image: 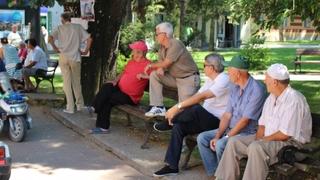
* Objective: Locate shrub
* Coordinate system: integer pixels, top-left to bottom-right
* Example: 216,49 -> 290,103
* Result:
240,36 -> 270,70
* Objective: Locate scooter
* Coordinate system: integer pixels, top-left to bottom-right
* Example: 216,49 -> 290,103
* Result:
0,72 -> 32,142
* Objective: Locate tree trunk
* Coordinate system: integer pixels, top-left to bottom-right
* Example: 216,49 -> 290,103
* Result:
179,0 -> 186,40
201,17 -> 207,47
81,0 -> 130,105
209,18 -> 216,51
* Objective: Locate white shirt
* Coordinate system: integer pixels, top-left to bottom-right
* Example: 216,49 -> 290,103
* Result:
51,22 -> 90,62
259,86 -> 312,144
7,32 -> 22,47
25,46 -> 48,70
198,72 -> 230,119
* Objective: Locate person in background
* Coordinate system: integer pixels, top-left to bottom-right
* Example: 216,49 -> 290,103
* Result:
89,40 -> 151,134
49,12 -> 92,114
22,39 -> 48,92
7,24 -> 22,48
18,41 -> 28,63
0,37 -> 22,81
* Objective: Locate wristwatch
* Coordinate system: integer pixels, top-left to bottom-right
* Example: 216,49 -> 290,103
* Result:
177,103 -> 182,109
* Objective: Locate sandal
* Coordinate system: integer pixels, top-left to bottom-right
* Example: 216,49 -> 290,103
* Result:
89,127 -> 109,134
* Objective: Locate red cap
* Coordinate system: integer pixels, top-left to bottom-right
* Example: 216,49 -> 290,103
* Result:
129,40 -> 148,52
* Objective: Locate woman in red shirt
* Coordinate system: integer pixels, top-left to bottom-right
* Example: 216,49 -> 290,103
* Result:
89,40 -> 151,134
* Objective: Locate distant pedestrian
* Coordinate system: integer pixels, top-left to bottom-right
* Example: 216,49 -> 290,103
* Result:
49,12 -> 92,114
7,24 -> 22,48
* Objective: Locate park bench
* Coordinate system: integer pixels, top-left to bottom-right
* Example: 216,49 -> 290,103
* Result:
183,113 -> 320,178
294,48 -> 320,73
114,86 -> 178,149
115,86 -> 198,168
33,60 -> 59,93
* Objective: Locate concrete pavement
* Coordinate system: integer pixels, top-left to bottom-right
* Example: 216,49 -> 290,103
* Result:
50,108 -> 207,180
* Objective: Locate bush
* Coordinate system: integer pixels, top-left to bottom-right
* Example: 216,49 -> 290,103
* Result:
240,36 -> 270,70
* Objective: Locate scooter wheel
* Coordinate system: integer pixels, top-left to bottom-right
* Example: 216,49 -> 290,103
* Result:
9,116 -> 27,142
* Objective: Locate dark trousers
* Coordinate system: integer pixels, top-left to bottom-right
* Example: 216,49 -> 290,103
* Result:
164,104 -> 220,169
92,83 -> 134,129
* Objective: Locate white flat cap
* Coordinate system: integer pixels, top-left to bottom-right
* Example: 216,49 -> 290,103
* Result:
267,63 -> 290,80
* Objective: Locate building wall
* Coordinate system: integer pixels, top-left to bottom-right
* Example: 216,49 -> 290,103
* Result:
263,16 -> 320,41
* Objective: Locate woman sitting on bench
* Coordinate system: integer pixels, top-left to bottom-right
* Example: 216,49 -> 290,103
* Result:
89,40 -> 151,134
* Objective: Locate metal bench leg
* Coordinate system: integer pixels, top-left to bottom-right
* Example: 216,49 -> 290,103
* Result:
140,121 -> 153,149
125,113 -> 132,127
50,80 -> 55,93
181,135 -> 198,170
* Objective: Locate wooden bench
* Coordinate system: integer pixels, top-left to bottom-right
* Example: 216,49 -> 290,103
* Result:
294,48 -> 320,73
274,113 -> 320,179
183,113 -> 320,177
33,60 -> 59,93
115,86 -> 178,149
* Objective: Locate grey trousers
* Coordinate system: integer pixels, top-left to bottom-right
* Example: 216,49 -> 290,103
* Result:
149,71 -> 200,106
215,135 -> 302,180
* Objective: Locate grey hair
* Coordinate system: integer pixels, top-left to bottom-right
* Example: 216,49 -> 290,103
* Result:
205,53 -> 225,73
156,22 -> 174,38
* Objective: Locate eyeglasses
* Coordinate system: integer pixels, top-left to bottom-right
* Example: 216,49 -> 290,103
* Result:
203,64 -> 213,68
155,32 -> 165,37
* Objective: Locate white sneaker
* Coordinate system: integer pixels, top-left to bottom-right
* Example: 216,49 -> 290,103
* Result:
145,106 -> 166,117
63,109 -> 74,114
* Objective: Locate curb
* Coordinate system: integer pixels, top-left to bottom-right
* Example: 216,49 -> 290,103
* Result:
50,109 -> 158,179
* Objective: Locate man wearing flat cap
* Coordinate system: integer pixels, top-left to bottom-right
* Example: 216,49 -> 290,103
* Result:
214,63 -> 312,180
197,55 -> 266,178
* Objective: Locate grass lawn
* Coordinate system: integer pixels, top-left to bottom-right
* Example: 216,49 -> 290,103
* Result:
44,47 -> 319,113
265,40 -> 320,45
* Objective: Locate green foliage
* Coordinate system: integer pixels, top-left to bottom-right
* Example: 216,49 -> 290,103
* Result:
227,0 -> 320,31
240,36 -> 270,70
119,21 -> 146,57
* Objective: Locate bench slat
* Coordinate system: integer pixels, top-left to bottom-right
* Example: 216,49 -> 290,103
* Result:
296,48 -> 320,55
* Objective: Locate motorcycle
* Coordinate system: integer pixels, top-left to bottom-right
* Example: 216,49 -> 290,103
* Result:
0,72 -> 32,142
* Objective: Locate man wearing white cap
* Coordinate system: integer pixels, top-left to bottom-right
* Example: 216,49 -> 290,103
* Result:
214,63 -> 312,180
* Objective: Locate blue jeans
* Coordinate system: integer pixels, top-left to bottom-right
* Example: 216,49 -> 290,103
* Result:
197,129 -> 229,176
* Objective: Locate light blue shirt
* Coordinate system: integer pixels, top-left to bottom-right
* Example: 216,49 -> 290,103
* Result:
25,46 -> 48,70
225,76 -> 266,134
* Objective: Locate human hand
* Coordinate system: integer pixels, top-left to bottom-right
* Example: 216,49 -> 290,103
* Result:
144,64 -> 152,74
210,138 -> 218,151
136,73 -> 143,80
156,68 -> 164,76
107,80 -> 117,86
54,47 -> 60,53
165,106 -> 179,124
81,49 -> 89,55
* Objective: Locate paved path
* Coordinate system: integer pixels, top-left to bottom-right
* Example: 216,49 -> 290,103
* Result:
2,106 -> 148,180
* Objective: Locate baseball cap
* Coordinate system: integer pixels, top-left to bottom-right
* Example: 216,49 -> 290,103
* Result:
223,55 -> 250,70
129,40 -> 148,52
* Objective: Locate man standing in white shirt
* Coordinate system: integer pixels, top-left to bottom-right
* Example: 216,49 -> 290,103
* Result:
214,63 -> 312,180
49,12 -> 92,114
7,24 -> 22,48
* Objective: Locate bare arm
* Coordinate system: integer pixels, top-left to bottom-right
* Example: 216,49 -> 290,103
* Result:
255,125 -> 265,140
81,36 -> 93,55
263,131 -> 290,141
227,117 -> 250,136
0,48 -> 3,60
144,58 -> 172,74
214,112 -> 232,139
166,90 -> 215,123
48,35 -> 60,53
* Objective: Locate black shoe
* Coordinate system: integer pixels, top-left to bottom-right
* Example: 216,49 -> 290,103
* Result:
153,165 -> 178,177
153,121 -> 172,132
